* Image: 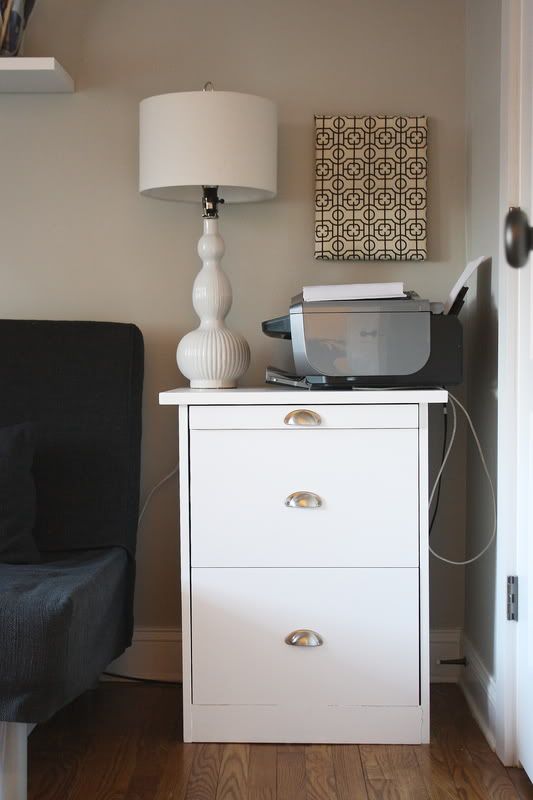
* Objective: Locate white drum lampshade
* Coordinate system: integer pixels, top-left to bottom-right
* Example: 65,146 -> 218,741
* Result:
139,89 -> 278,388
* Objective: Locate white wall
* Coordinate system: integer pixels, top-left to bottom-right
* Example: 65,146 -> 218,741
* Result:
463,0 -> 502,675
1,0 -> 467,631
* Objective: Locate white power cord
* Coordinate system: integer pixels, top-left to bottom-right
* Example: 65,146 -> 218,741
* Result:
107,463 -> 180,686
138,465 -> 178,525
429,391 -> 497,566
429,395 -> 457,509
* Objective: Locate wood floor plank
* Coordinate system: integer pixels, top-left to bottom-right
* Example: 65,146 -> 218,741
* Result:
155,743 -> 196,800
277,750 -> 306,800
360,745 -> 428,800
305,745 -> 338,800
433,711 -> 516,800
415,742 -> 461,800
28,715 -> 92,800
28,688 -> 106,800
27,684 -> 533,800
357,747 -> 400,800
456,710 -> 521,800
50,686 -> 145,800
432,685 -> 520,800
360,746 -> 418,781
248,745 -> 277,800
66,729 -> 140,800
507,769 -> 533,800
185,744 -> 223,800
463,742 -> 521,800
216,745 -> 250,800
433,722 -> 494,800
332,745 -> 369,800
124,687 -> 180,800
28,686 -> 148,800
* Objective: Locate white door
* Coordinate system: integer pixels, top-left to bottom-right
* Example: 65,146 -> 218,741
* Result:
505,0 -> 533,778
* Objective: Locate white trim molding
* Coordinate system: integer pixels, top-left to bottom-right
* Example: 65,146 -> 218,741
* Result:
492,0 -> 521,767
106,627 -> 182,683
460,635 -> 497,750
430,628 -> 463,683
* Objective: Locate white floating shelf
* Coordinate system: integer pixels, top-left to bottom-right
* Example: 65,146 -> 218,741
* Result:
0,57 -> 74,93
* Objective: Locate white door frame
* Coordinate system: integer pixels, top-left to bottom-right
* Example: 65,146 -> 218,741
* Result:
494,0 -> 526,767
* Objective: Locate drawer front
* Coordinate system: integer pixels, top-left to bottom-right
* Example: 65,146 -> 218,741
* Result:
192,567 -> 420,707
189,403 -> 418,430
190,428 -> 419,568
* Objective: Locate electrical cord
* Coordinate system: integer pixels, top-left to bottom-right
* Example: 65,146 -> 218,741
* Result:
138,464 -> 178,525
428,395 -> 457,524
105,466 -> 179,685
102,671 -> 182,686
429,404 -> 448,537
429,391 -> 497,566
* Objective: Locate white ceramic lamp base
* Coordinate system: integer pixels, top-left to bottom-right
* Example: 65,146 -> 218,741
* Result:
176,218 -> 250,389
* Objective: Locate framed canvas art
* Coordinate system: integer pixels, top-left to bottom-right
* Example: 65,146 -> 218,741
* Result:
315,115 -> 427,261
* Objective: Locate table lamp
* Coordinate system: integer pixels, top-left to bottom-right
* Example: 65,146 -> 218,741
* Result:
139,85 -> 278,388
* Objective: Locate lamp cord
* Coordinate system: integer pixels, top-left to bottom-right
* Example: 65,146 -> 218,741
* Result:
102,671 -> 182,687
138,465 -> 178,525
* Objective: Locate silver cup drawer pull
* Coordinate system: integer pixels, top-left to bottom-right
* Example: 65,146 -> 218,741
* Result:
285,491 -> 322,509
285,629 -> 324,647
284,409 -> 322,427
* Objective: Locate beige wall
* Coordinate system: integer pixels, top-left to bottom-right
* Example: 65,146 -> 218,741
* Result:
463,0 -> 502,673
2,0 -> 467,629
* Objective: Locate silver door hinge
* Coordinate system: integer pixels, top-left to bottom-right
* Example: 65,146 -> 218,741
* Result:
507,576 -> 518,621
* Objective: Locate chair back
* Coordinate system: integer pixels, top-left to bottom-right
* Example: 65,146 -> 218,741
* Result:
0,321 -> 144,555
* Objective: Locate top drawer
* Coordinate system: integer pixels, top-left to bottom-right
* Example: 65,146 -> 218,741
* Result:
189,403 -> 418,430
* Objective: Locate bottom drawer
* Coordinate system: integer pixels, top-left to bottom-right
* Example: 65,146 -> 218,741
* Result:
192,568 -> 419,708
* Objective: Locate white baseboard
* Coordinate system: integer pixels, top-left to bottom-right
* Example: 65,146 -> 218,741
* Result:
430,628 -> 463,682
105,626 -> 461,686
105,627 -> 182,683
459,634 -> 496,750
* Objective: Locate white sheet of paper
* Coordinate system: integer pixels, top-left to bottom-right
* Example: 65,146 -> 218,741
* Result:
303,282 -> 405,302
444,256 -> 492,314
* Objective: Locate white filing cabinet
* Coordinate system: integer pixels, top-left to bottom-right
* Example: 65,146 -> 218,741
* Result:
159,387 -> 447,744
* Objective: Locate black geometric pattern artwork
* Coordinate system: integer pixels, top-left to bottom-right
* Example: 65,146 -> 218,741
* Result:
315,115 -> 427,260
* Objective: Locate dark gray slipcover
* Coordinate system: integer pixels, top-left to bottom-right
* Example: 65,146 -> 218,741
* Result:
0,321 -> 143,722
0,549 -> 128,721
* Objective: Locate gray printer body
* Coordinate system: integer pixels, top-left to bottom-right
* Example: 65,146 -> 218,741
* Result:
262,292 -> 463,388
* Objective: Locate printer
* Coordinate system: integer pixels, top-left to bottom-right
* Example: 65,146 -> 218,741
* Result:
262,290 -> 463,389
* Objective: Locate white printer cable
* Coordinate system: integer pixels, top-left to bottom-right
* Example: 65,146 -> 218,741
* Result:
429,391 -> 497,566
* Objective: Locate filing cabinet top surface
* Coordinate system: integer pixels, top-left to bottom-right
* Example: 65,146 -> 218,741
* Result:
159,387 -> 448,406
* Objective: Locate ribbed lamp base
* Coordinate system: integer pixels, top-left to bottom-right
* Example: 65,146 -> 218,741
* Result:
176,217 -> 250,389
177,327 -> 250,390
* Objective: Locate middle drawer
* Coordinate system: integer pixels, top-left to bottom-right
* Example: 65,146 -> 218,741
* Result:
190,427 -> 419,568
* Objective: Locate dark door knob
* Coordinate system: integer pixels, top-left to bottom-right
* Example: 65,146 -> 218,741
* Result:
505,206 -> 533,268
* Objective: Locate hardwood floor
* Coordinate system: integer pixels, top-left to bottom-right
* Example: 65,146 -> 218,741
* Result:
28,684 -> 533,800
